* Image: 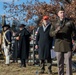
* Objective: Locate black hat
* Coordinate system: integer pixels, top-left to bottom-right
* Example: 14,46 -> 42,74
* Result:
19,24 -> 26,28
57,6 -> 65,13
2,24 -> 10,28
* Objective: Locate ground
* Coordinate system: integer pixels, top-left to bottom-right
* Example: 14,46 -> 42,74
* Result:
0,60 -> 76,75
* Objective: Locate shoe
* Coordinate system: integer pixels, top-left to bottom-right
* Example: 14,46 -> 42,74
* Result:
20,64 -> 23,68
11,60 -> 15,63
16,60 -> 18,63
20,64 -> 26,68
5,64 -> 9,66
23,64 -> 26,67
39,69 -> 44,74
7,64 -> 9,66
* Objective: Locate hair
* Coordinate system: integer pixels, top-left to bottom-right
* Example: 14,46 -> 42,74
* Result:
57,6 -> 65,13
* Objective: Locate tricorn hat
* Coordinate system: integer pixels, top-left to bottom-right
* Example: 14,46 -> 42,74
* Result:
19,24 -> 26,28
2,24 -> 10,28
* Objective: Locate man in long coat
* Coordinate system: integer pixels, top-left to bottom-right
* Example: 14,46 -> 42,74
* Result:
35,16 -> 53,74
16,24 -> 30,67
49,7 -> 76,75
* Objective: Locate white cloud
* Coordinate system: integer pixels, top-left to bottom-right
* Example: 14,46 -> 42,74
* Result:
0,0 -> 18,2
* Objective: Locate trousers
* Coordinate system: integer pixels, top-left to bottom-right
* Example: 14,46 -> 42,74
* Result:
4,46 -> 10,64
56,51 -> 72,75
40,59 -> 52,71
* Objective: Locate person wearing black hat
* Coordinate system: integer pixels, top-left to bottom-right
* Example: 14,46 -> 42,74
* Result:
50,6 -> 76,75
2,24 -> 12,65
16,24 -> 30,67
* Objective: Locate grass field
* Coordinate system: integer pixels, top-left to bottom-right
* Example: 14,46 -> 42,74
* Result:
0,59 -> 76,75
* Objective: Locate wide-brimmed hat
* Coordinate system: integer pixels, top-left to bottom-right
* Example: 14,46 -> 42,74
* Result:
2,25 -> 10,28
43,16 -> 49,20
19,24 -> 26,28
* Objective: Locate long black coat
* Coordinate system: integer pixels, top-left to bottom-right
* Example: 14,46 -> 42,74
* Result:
36,25 -> 53,60
12,39 -> 19,60
18,28 -> 30,59
12,31 -> 20,59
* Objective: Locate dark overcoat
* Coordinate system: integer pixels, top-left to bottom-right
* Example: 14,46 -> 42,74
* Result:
12,36 -> 19,60
36,24 -> 53,60
50,18 -> 76,52
18,28 -> 30,59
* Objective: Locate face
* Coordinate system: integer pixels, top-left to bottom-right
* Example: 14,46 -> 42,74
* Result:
43,19 -> 49,26
19,27 -> 23,30
58,10 -> 65,20
3,27 -> 8,31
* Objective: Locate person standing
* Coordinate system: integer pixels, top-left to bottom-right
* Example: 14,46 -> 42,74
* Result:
49,7 -> 76,75
2,25 -> 12,65
35,16 -> 53,74
11,30 -> 19,63
16,24 -> 30,67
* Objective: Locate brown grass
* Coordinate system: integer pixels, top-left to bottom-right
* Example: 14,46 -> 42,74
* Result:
0,59 -> 76,75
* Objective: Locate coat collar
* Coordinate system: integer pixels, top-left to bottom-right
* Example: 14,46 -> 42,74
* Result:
42,23 -> 51,31
57,18 -> 67,27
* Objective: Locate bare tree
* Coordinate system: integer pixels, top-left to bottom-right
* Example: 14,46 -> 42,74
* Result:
3,0 -> 76,27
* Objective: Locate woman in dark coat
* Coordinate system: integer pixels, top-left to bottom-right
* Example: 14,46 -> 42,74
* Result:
17,24 -> 30,67
35,16 -> 53,74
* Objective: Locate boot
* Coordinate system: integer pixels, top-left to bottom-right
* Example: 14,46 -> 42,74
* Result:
39,63 -> 45,74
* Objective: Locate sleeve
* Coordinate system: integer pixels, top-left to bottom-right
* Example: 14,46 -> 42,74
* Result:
15,31 -> 20,37
49,24 -> 58,37
25,28 -> 31,37
5,31 -> 12,45
71,22 -> 76,41
71,22 -> 76,51
35,28 -> 40,45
